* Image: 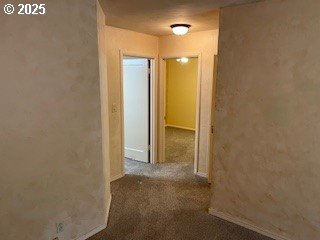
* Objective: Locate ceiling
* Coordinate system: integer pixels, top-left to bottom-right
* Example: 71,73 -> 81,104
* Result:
100,0 -> 262,36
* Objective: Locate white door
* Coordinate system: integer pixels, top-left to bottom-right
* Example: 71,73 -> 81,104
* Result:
123,58 -> 150,163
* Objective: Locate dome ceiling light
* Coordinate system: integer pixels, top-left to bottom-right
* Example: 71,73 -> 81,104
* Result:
170,24 -> 191,36
176,57 -> 189,63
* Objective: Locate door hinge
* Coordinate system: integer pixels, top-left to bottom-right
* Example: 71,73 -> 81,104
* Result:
211,125 -> 214,134
148,145 -> 151,150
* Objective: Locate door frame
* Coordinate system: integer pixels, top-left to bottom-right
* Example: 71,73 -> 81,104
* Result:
159,53 -> 202,175
208,55 -> 218,183
119,50 -> 158,174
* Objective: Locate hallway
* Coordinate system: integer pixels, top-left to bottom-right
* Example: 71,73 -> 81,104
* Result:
89,159 -> 271,240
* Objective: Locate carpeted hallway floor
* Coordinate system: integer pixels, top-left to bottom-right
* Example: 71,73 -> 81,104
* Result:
89,158 -> 271,240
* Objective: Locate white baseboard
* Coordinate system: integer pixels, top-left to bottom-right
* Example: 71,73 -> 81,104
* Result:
111,172 -> 125,182
196,171 -> 208,178
208,208 -> 290,240
76,224 -> 107,240
166,124 -> 195,131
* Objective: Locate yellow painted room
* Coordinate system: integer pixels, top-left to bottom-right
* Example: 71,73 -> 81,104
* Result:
165,57 -> 199,163
166,58 -> 198,131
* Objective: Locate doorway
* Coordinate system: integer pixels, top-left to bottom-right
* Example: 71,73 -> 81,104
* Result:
120,53 -> 157,173
123,57 -> 150,163
161,56 -> 201,174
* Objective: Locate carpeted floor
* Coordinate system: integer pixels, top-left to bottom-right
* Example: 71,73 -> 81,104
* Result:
165,126 -> 195,163
88,159 -> 272,240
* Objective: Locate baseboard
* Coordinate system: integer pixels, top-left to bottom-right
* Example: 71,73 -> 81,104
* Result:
76,224 -> 107,240
166,124 -> 195,131
208,208 -> 290,240
111,172 -> 125,182
196,171 -> 208,178
75,195 -> 112,240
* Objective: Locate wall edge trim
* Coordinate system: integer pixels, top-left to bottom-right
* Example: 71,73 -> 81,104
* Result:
75,195 -> 112,240
76,224 -> 107,240
165,124 -> 196,131
111,172 -> 125,182
106,195 -> 112,225
208,208 -> 291,240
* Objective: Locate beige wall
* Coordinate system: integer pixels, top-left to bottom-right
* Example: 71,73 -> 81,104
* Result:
0,1 -> 110,239
166,58 -> 198,130
97,0 -> 112,227
211,0 -> 320,239
105,26 -> 159,180
160,30 -> 219,175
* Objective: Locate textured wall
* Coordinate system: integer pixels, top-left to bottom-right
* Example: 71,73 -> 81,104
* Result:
166,58 -> 198,130
0,1 -> 109,239
105,26 -> 159,180
211,0 -> 320,239
97,0 -> 112,226
160,30 -> 219,176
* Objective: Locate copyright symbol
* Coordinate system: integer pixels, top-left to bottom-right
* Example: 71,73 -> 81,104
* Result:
4,4 -> 15,15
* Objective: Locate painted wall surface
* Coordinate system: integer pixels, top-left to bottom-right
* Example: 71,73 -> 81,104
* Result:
166,58 -> 198,130
211,0 -> 320,239
0,1 -> 110,239
97,0 -> 112,226
105,26 -> 158,180
160,30 -> 219,175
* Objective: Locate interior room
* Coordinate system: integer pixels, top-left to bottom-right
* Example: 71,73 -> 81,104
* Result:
1,0 -> 320,240
164,57 -> 198,167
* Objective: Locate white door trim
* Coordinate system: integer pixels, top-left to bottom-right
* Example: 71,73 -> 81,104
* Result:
119,50 -> 158,175
159,53 -> 202,175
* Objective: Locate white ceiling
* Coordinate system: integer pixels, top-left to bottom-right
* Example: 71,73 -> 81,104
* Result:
100,0 -> 262,36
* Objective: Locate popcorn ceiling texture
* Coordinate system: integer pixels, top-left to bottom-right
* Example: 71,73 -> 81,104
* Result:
211,0 -> 320,239
0,1 -> 109,239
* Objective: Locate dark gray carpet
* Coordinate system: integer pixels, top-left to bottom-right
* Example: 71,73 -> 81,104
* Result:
165,127 -> 195,163
89,160 -> 272,240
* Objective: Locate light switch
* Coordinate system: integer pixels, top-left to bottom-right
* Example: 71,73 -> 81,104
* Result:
112,103 -> 117,113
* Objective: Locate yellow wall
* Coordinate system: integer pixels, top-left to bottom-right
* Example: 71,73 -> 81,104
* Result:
166,58 -> 198,130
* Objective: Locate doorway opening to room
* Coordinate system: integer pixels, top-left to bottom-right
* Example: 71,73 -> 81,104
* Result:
121,54 -> 157,174
161,56 -> 201,175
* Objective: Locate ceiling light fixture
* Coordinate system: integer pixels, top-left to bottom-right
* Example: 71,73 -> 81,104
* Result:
171,24 -> 191,36
180,57 -> 189,63
176,57 -> 189,63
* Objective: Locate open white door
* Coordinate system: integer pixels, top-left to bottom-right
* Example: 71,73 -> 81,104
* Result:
123,58 -> 150,163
